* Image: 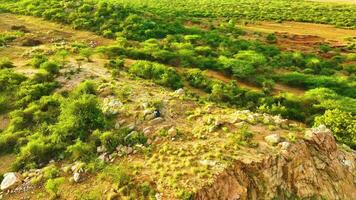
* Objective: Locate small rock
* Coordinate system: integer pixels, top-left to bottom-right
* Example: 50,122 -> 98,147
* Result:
199,160 -> 217,167
127,123 -> 135,131
343,160 -> 353,169
71,162 -> 84,173
98,153 -> 108,162
151,117 -> 164,124
174,88 -> 185,95
147,139 -> 153,145
97,146 -> 107,153
167,127 -> 177,137
143,109 -> 153,116
155,193 -> 162,200
279,141 -> 290,150
1,173 -> 22,191
143,127 -> 152,136
73,173 -> 80,183
265,134 -> 281,146
127,147 -> 133,154
107,191 -> 119,200
114,122 -> 121,129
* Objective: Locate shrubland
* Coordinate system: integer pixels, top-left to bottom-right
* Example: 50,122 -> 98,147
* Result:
0,0 -> 355,199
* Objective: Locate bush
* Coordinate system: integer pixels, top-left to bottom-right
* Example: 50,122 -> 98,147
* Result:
40,61 -> 60,74
129,61 -> 183,89
314,109 -> 356,149
45,177 -> 65,199
100,131 -> 125,153
13,138 -> 57,170
0,58 -> 15,69
124,131 -> 147,146
0,95 -> 9,114
266,33 -> 277,43
53,94 -> 105,142
66,139 -> 95,161
31,54 -> 48,68
100,165 -> 130,187
0,69 -> 27,91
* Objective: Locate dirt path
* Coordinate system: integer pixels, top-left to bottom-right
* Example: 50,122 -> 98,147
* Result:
240,21 -> 356,45
0,13 -> 113,46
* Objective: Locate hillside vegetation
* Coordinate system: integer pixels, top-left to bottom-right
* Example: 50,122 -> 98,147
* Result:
0,0 -> 355,199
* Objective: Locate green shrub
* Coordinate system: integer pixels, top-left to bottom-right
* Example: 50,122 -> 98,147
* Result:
71,81 -> 96,97
314,109 -> 356,149
40,61 -> 60,74
124,131 -> 147,146
100,165 -> 130,187
66,139 -> 95,161
100,131 -> 125,152
105,58 -> 125,69
0,58 -> 15,69
45,177 -> 65,199
129,61 -> 183,89
266,33 -> 277,43
0,95 -> 9,114
53,94 -> 105,142
0,69 -> 27,91
13,138 -> 57,170
43,165 -> 60,180
31,54 -> 48,68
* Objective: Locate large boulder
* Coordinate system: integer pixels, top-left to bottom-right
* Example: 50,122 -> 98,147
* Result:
305,125 -> 337,154
1,172 -> 22,191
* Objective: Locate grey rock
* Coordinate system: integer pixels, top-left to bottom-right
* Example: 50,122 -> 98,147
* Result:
265,134 -> 281,146
1,173 -> 21,191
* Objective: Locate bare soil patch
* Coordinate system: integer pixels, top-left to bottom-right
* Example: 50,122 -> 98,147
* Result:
241,21 -> 356,45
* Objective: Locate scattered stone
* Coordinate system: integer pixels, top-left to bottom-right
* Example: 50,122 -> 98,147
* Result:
97,146 -> 107,153
114,122 -> 121,129
174,88 -> 185,95
98,153 -> 109,162
279,141 -> 290,150
147,139 -> 153,145
61,165 -> 71,173
102,97 -> 123,115
126,147 -> 133,154
1,173 -> 22,191
71,162 -> 85,173
199,160 -> 217,167
73,173 -> 80,183
343,160 -> 353,169
265,134 -> 281,146
143,126 -> 152,136
151,117 -> 164,124
167,127 -> 177,137
155,193 -> 162,200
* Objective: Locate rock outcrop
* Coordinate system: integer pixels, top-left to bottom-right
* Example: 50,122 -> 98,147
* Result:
195,126 -> 356,200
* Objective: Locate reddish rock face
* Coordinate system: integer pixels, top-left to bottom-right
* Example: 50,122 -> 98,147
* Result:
195,127 -> 355,200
